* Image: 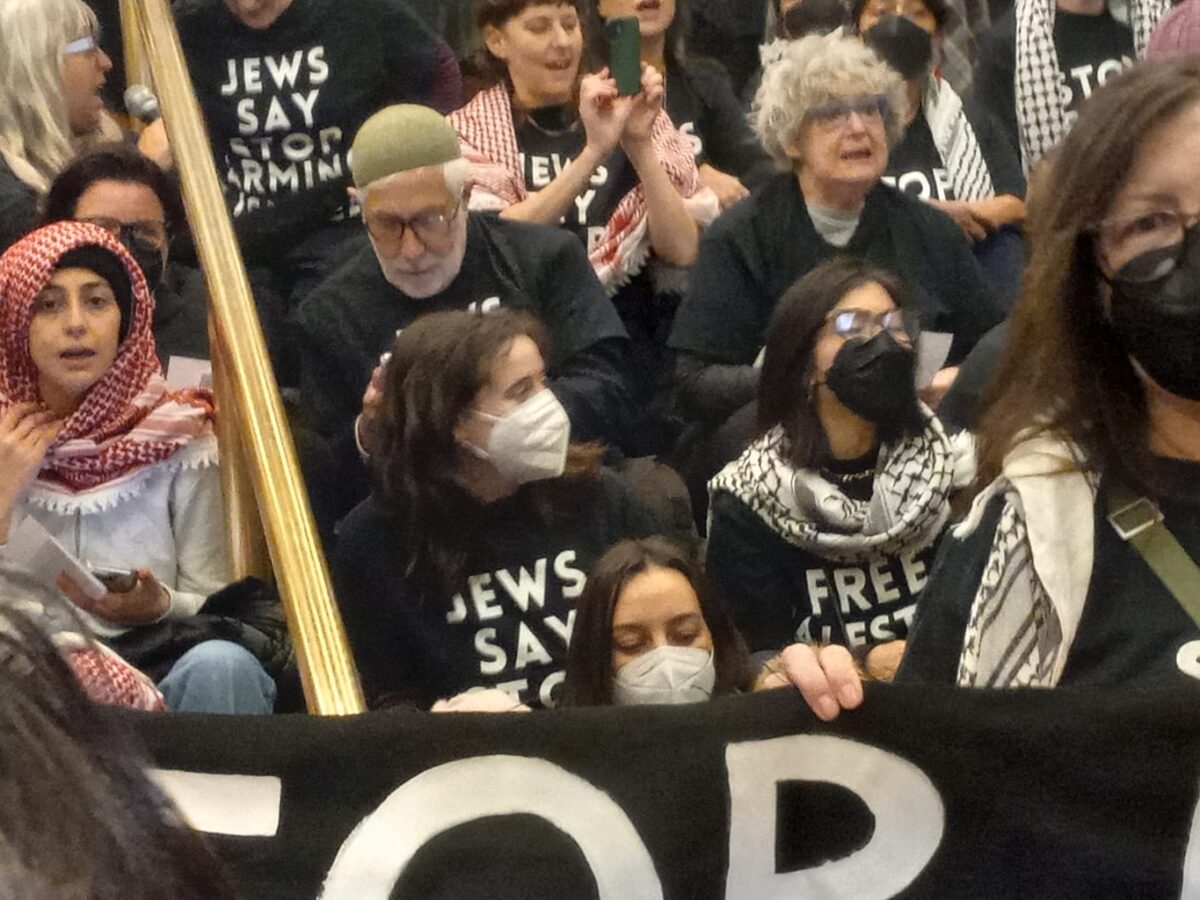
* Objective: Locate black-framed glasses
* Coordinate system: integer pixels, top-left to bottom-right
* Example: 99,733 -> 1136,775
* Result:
825,307 -> 914,341
806,94 -> 889,130
78,216 -> 169,251
364,199 -> 462,249
1095,209 -> 1200,284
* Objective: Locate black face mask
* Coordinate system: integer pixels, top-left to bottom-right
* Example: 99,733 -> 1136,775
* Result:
121,237 -> 166,294
823,331 -> 923,438
1108,224 -> 1200,400
783,0 -> 849,38
864,14 -> 934,81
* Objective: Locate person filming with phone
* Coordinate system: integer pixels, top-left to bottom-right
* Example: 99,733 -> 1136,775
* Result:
0,221 -> 275,714
450,0 -> 718,452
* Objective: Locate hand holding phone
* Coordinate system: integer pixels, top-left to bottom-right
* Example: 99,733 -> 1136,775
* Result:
89,565 -> 139,594
607,16 -> 641,96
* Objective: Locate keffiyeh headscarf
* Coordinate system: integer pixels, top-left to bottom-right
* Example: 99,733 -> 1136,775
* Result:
448,85 -> 718,294
1015,0 -> 1170,171
0,222 -> 214,499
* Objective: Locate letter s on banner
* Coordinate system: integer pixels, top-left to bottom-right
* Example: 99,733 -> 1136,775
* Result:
725,735 -> 944,899
319,755 -> 663,899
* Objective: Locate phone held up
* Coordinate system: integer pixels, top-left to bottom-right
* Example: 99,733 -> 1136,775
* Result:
607,16 -> 641,96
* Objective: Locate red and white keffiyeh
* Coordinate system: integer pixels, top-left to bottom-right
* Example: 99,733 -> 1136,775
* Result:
449,85 -> 716,293
0,221 -> 214,496
56,632 -> 166,712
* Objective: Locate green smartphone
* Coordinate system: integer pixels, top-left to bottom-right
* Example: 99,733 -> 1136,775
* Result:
607,16 -> 642,97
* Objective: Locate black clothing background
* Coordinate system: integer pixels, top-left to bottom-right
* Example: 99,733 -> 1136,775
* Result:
153,264 -> 211,364
0,155 -> 38,255
332,469 -> 657,709
688,0 -> 771,96
898,461 -> 1200,686
969,7 -> 1133,156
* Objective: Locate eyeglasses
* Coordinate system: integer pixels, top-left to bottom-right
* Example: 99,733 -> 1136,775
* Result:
825,307 -> 914,342
806,94 -> 889,131
364,199 -> 462,250
78,216 -> 169,250
1095,209 -> 1200,284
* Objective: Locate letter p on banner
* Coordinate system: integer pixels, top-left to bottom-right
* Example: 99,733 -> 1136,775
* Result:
725,735 -> 944,899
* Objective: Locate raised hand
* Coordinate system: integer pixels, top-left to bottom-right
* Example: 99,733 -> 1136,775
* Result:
580,69 -> 633,157
0,403 -> 62,500
621,63 -> 665,148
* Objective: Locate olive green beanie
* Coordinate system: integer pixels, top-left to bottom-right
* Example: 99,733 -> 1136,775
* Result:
349,104 -> 462,189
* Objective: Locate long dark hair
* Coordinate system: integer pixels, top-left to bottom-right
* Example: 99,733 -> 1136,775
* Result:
372,309 -> 601,598
561,536 -> 752,706
757,257 -> 913,471
41,142 -> 186,236
973,58 -> 1200,500
582,0 -> 693,74
0,608 -> 237,899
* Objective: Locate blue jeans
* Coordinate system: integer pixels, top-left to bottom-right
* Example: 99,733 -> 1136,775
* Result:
158,640 -> 276,714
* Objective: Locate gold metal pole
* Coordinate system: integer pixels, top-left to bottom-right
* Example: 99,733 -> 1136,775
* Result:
132,0 -> 364,715
119,0 -> 153,115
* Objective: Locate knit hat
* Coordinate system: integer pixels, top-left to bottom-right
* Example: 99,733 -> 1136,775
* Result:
55,245 -> 134,342
349,104 -> 463,189
1147,0 -> 1200,59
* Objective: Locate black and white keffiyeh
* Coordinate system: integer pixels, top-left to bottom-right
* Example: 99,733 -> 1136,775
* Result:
708,411 -> 959,564
1015,0 -> 1170,172
924,78 -> 995,202
956,436 -> 1096,688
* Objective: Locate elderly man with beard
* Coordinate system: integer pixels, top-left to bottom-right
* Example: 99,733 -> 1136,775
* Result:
289,104 -> 634,531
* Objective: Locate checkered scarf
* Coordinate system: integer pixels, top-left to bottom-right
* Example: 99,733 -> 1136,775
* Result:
56,632 -> 165,712
1015,0 -> 1169,172
448,85 -> 715,294
924,77 -> 995,202
0,222 -> 214,495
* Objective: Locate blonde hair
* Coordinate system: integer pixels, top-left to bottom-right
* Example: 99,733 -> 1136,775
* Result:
753,32 -> 908,169
0,0 -> 100,189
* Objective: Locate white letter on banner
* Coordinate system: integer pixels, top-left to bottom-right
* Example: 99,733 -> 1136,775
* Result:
725,735 -> 944,899
320,755 -> 663,900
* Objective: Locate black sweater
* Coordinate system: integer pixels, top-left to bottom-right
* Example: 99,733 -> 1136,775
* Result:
0,156 -> 38,255
333,469 -> 658,709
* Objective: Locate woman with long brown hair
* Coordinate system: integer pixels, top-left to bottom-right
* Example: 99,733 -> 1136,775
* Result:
772,58 -> 1200,718
333,309 -> 657,710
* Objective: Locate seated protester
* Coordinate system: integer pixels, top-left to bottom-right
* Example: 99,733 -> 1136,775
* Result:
969,0 -> 1168,173
706,260 -> 969,680
0,0 -> 119,254
450,0 -> 718,447
583,0 -> 774,210
776,59 -> 1200,718
859,0 -> 1028,305
0,222 -> 275,714
0,609 -> 238,899
290,104 -> 633,529
155,0 -> 447,323
668,34 -> 1002,517
41,143 -> 211,368
332,310 -> 657,710
560,535 -> 753,706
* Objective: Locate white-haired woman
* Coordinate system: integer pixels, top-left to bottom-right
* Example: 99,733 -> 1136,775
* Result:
666,33 -> 1004,519
0,0 -> 119,254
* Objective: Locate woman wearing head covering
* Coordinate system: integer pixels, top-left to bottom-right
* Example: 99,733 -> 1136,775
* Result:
0,0 -> 119,254
0,221 -> 274,713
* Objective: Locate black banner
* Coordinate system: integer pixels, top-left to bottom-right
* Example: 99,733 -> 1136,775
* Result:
131,684 -> 1200,899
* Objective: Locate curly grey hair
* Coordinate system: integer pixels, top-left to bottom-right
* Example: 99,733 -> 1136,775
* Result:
752,32 -> 909,169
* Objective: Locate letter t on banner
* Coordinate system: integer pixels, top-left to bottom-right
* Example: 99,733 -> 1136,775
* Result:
725,735 -> 944,899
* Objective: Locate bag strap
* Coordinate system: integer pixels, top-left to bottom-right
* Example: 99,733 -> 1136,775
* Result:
1106,483 -> 1200,629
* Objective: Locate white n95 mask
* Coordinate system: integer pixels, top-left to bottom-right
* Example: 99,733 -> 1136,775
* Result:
612,645 -> 716,706
470,388 -> 571,485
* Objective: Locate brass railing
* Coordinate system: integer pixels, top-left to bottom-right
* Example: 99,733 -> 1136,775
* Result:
123,0 -> 364,715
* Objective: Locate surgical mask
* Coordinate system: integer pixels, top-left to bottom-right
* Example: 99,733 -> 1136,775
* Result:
612,645 -> 716,706
864,14 -> 934,81
1108,224 -> 1200,400
823,331 -> 923,438
466,388 -> 571,484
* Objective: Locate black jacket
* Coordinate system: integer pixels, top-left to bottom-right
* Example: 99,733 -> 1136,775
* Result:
0,155 -> 38,255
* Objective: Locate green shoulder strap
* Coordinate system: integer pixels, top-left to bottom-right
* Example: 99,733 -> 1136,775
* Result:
1106,483 -> 1200,629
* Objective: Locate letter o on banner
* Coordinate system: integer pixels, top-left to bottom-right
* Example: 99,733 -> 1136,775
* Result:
319,755 -> 664,899
725,735 -> 944,899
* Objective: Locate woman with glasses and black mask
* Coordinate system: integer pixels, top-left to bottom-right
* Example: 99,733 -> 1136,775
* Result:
706,258 -> 971,683
667,33 -> 1001,524
41,143 -> 211,368
769,59 -> 1200,722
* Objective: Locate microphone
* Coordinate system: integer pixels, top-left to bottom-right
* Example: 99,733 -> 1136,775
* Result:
124,84 -> 161,124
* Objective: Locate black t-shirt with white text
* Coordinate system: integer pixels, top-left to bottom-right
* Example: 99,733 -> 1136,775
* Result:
884,113 -> 956,201
516,105 -> 638,256
174,0 -> 437,234
333,469 -> 657,709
